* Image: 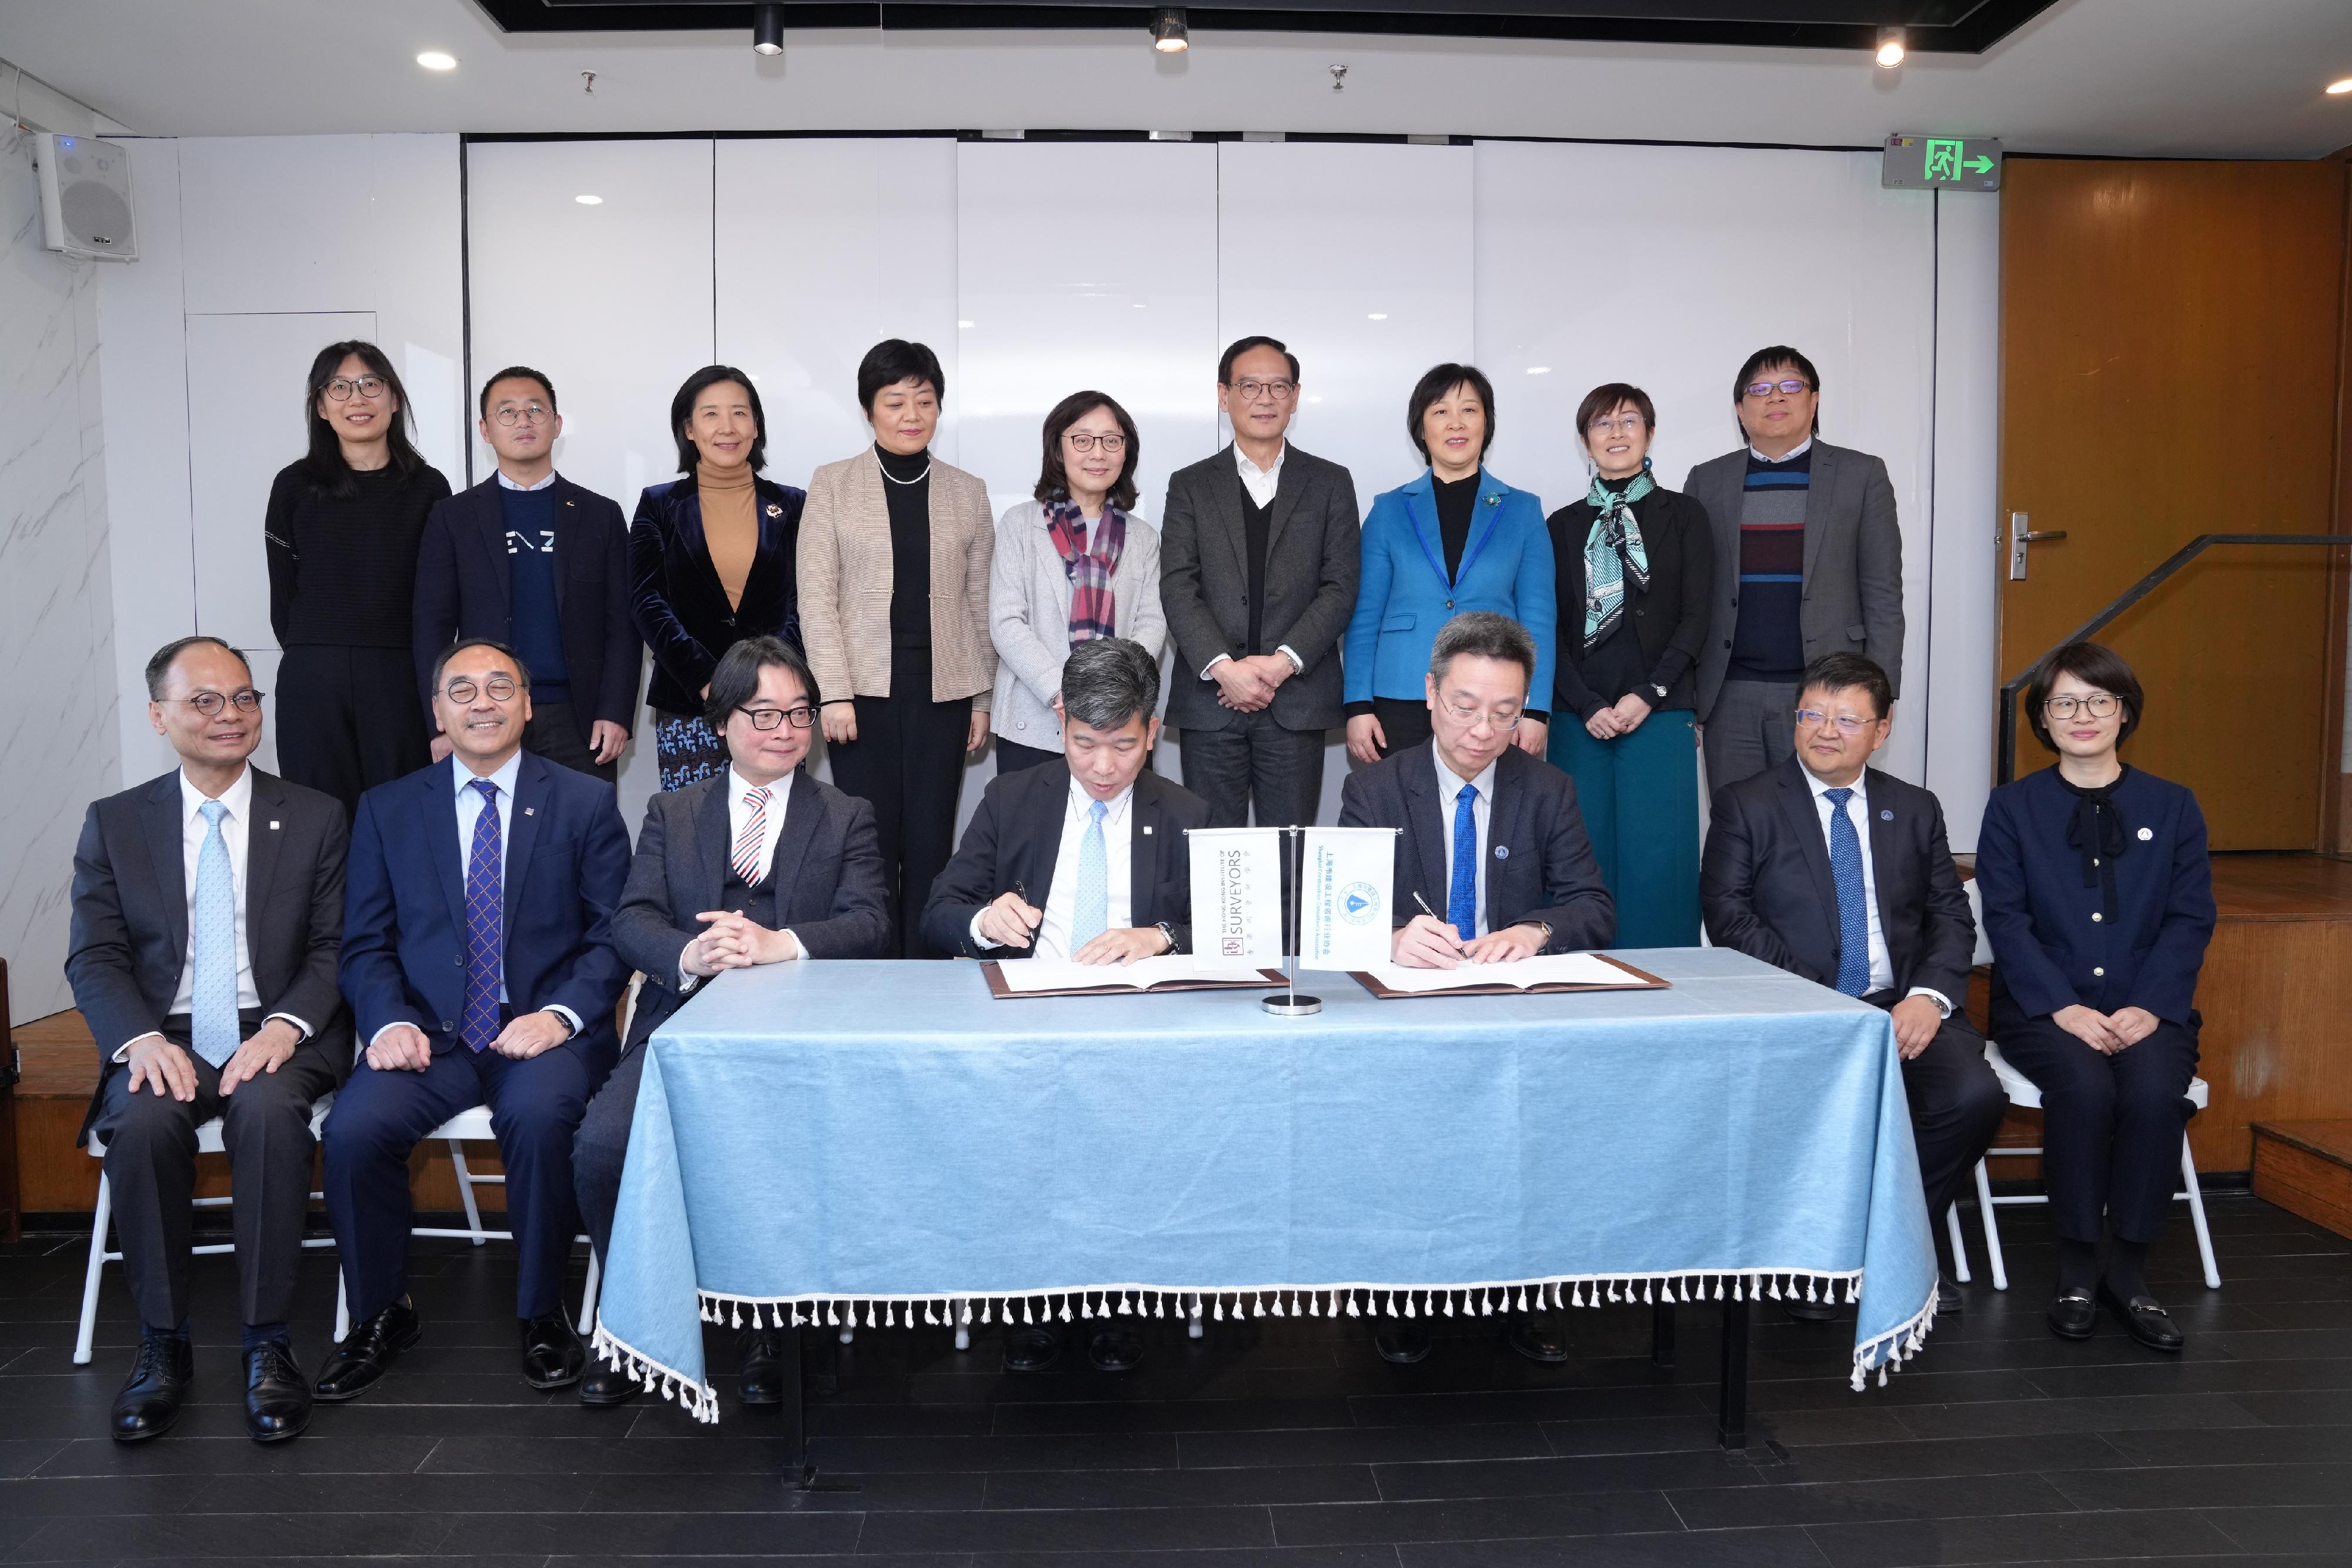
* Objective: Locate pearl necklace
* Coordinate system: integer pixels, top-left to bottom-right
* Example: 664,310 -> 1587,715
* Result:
877,450 -> 931,485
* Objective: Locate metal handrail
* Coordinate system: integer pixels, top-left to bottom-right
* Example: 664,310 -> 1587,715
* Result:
1997,532 -> 2352,784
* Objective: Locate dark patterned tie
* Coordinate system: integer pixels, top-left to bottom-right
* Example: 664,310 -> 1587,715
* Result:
1824,787 -> 1871,997
460,778 -> 503,1053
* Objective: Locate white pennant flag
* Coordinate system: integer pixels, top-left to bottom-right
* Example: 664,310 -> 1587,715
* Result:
1302,827 -> 1395,971
1187,827 -> 1286,968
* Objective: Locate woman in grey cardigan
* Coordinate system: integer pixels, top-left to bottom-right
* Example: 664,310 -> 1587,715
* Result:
989,390 -> 1168,772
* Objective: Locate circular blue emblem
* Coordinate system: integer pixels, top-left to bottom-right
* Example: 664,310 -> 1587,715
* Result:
1493,844 -> 1510,859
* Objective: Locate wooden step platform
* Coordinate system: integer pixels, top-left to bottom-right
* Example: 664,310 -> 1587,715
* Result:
2251,1120 -> 2352,1239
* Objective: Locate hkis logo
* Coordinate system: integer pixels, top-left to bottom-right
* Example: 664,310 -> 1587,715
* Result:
1221,936 -> 1245,957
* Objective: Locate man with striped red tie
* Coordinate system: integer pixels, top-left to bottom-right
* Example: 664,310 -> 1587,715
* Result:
570,635 -> 889,1408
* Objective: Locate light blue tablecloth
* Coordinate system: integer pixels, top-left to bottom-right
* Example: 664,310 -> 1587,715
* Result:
594,949 -> 1937,1420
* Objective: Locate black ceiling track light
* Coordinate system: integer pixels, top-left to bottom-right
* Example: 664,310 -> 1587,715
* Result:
752,2 -> 784,52
1150,6 -> 1188,53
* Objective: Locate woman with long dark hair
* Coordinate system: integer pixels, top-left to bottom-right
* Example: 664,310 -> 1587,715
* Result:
628,365 -> 807,791
266,340 -> 452,813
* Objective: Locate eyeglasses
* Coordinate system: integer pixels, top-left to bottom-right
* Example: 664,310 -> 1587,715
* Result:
1742,378 -> 1812,399
491,402 -> 552,426
441,676 -> 519,703
323,375 -> 389,402
1440,700 -> 1522,731
1587,414 -> 1648,436
1793,708 -> 1875,735
1064,432 -> 1126,454
2043,693 -> 2120,720
167,690 -> 264,717
1227,377 -> 1298,403
739,705 -> 817,731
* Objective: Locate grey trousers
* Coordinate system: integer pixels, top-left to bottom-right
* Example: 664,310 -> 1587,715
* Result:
1702,678 -> 1801,799
1177,708 -> 1327,831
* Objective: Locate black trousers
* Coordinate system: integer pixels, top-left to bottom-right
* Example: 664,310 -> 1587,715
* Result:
827,647 -> 973,958
90,1017 -> 338,1334
1993,1006 -> 2199,1244
1863,995 -> 2007,1236
573,1042 -> 647,1262
276,646 -> 430,817
993,736 -> 1062,777
1369,696 -> 1435,760
525,699 -> 616,785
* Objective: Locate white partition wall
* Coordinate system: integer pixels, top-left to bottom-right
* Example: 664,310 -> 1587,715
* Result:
1926,189 -> 2002,849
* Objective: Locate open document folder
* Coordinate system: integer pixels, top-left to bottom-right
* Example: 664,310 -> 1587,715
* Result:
984,955 -> 1289,998
1351,951 -> 1669,998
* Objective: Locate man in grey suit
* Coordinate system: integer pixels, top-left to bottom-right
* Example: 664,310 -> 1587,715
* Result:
68,636 -> 352,1445
1684,345 -> 1903,795
1159,335 -> 1361,841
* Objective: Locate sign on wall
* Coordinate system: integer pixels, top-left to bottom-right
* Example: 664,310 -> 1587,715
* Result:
1882,134 -> 2002,192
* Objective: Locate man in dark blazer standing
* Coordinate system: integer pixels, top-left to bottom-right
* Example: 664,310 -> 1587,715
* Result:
1701,652 -> 2003,1318
573,636 -> 889,1408
923,636 -> 1211,1374
1160,335 -> 1361,840
1685,345 -> 1904,795
317,638 -> 632,1402
68,636 -> 352,1445
1338,611 -> 1613,1366
413,367 -> 640,783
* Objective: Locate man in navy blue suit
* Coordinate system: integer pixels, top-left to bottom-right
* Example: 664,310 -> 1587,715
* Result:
316,637 -> 632,1400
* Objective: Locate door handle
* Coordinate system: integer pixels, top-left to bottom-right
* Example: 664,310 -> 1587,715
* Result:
2007,513 -> 2067,581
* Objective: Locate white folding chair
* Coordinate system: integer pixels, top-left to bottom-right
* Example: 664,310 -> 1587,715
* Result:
1963,1039 -> 2220,1292
75,1094 -> 337,1366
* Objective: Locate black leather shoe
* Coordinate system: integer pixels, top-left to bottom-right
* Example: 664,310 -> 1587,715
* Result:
738,1326 -> 785,1405
1374,1321 -> 1432,1365
579,1361 -> 645,1407
1937,1272 -> 1965,1316
2047,1288 -> 2097,1340
244,1342 -> 312,1443
1087,1326 -> 1144,1373
1508,1314 -> 1569,1363
521,1313 -> 586,1389
111,1336 -> 193,1443
314,1300 -> 422,1402
2100,1285 -> 2184,1352
1782,1296 -> 1839,1322
1004,1325 -> 1061,1373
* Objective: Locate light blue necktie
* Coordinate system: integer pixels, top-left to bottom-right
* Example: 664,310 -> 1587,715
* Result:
1825,787 -> 1872,997
191,799 -> 239,1068
1071,798 -> 1109,950
1448,783 -> 1479,940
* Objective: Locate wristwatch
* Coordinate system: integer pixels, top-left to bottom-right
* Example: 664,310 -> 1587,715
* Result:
1154,921 -> 1180,955
1652,684 -> 1669,702
1521,919 -> 1554,945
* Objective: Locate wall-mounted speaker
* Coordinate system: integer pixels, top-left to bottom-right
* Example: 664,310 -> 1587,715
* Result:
32,131 -> 137,262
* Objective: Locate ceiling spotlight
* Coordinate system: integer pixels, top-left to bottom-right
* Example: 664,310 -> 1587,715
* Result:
1875,26 -> 1906,68
575,194 -> 603,205
753,4 -> 784,56
1150,7 -> 1190,54
2328,77 -> 2352,95
416,50 -> 457,71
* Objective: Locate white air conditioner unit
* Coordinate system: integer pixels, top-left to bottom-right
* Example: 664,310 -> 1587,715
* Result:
32,131 -> 137,262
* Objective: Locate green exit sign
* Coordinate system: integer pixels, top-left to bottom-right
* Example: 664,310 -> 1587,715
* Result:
1882,134 -> 2002,192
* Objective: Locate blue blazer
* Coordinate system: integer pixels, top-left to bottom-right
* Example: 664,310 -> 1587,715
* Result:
1975,765 -> 2216,1027
1344,469 -> 1555,710
340,751 -> 633,1061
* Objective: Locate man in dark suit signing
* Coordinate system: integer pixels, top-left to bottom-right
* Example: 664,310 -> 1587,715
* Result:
68,636 -> 353,1444
923,635 -> 1211,1374
317,637 -> 632,1401
1338,610 -> 1615,1366
1160,335 -> 1361,840
573,635 -> 890,1408
413,366 -> 640,783
1701,651 -> 2003,1319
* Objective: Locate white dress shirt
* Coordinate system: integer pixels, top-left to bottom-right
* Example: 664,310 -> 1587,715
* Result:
116,766 -> 312,1061
1748,436 -> 1814,464
435,751 -> 582,1039
1800,768 -> 1952,1015
1201,443 -> 1305,680
972,776 -> 1137,961
1432,749 -> 1499,940
495,469 -> 557,493
679,768 -> 806,989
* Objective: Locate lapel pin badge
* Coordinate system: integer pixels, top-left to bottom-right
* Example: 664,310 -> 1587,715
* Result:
524,807 -> 536,816
1494,844 -> 1509,859
2137,827 -> 2153,840
269,821 -> 280,830
766,502 -> 783,517
1142,824 -> 1153,835
1880,809 -> 1893,821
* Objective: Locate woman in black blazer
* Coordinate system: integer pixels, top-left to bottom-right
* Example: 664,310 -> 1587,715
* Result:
629,365 -> 806,790
1976,641 -> 2216,1352
1543,383 -> 1712,947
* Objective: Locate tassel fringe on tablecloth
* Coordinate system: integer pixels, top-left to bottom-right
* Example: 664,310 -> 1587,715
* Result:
606,1266 -> 1936,1420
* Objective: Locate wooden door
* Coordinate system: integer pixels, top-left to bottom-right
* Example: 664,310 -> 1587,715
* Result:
1997,159 -> 2348,849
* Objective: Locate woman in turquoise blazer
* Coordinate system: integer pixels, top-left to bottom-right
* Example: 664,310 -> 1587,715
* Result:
1344,363 -> 1555,763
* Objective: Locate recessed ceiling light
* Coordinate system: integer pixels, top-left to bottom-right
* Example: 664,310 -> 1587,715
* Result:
1526,366 -> 1551,375
958,320 -> 975,329
574,194 -> 603,205
1874,26 -> 1906,68
2329,76 -> 2352,95
416,51 -> 457,71
1367,312 -> 1388,320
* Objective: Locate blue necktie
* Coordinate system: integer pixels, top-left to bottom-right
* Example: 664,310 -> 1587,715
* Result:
460,778 -> 504,1053
1072,798 -> 1109,950
1825,786 -> 1871,997
190,799 -> 239,1068
1448,783 -> 1479,940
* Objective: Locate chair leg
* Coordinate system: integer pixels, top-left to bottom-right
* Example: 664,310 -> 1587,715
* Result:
1945,1203 -> 1971,1283
1188,1295 -> 1204,1340
335,1264 -> 351,1343
449,1139 -> 486,1243
953,1298 -> 970,1352
75,1174 -> 115,1366
1973,1159 -> 2008,1292
2180,1133 -> 2221,1289
579,1245 -> 603,1336
840,1322 -> 855,1345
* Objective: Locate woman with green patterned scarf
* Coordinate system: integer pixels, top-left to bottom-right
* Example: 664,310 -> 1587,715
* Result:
1543,383 -> 1715,948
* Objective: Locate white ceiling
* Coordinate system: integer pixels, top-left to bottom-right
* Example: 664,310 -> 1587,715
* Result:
4,0 -> 2350,156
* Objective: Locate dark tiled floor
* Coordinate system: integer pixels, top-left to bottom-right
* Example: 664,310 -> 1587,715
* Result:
2,1193 -> 2348,1564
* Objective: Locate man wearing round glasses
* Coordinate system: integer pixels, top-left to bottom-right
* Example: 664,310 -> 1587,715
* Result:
572,636 -> 888,1407
1683,345 -> 1905,797
413,367 -> 639,785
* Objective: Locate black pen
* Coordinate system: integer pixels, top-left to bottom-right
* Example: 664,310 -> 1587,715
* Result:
1409,890 -> 1474,959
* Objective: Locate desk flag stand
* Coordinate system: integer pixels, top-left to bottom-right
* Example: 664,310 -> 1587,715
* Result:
1264,825 -> 1320,1018
1185,824 -> 1400,1019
